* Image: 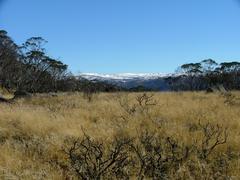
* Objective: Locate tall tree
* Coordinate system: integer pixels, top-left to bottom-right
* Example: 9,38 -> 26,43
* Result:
0,30 -> 20,90
19,37 -> 68,92
180,63 -> 203,75
201,59 -> 218,73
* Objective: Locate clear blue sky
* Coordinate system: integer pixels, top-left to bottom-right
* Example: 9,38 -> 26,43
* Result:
0,0 -> 240,74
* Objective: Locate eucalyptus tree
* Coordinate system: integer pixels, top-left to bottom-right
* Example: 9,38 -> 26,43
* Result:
19,37 -> 68,92
0,30 -> 21,90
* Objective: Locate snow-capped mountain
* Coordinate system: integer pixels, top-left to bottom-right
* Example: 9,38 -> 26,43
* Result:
79,73 -> 173,81
78,73 -> 179,90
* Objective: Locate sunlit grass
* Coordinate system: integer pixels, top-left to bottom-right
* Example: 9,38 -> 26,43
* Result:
0,91 -> 239,179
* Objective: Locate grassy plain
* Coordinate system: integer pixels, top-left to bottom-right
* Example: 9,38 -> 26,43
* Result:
0,92 -> 239,179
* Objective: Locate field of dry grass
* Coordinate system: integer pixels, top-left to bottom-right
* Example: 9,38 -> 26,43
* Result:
0,91 -> 240,179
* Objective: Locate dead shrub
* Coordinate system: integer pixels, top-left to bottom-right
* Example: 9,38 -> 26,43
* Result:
118,93 -> 157,120
63,126 -> 233,179
64,134 -> 133,179
196,121 -> 228,160
221,92 -> 240,106
130,130 -> 191,179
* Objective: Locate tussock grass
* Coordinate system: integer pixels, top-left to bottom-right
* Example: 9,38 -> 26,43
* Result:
0,92 -> 239,179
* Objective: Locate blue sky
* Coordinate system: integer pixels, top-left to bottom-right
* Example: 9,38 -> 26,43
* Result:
0,0 -> 240,74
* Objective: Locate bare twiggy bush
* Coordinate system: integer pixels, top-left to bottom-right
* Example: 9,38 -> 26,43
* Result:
118,93 -> 157,120
195,121 -> 228,160
64,134 -> 133,179
130,130 -> 191,179
221,92 -> 240,106
136,93 -> 157,113
118,94 -> 137,116
63,128 -> 230,179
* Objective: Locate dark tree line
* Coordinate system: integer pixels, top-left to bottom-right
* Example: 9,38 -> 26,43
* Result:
167,59 -> 240,91
1,29 -> 239,93
0,30 -> 119,93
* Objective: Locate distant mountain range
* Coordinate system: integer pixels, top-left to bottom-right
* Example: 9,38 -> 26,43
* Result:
79,73 -> 181,90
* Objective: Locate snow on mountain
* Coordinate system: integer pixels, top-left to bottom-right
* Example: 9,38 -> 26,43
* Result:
78,73 -> 180,90
79,73 -> 174,81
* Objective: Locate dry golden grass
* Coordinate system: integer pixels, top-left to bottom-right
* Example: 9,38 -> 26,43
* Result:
0,91 -> 239,179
